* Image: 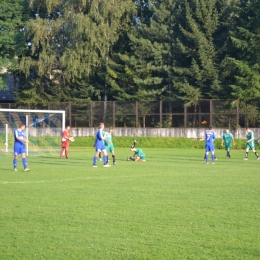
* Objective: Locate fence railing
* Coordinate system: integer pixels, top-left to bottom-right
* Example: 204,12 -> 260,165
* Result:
1,100 -> 260,128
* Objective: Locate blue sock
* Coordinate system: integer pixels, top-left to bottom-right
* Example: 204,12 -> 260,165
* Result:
93,156 -> 98,165
205,154 -> 209,163
212,155 -> 215,163
104,155 -> 108,165
13,158 -> 17,169
22,158 -> 28,169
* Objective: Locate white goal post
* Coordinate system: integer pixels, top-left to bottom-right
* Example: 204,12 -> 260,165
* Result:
0,109 -> 66,156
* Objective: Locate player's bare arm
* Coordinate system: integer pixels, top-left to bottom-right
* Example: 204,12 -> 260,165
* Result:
16,135 -> 28,143
103,138 -> 112,145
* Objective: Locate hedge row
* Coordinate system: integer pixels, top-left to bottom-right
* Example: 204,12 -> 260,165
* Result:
0,134 -> 256,150
71,136 -> 253,150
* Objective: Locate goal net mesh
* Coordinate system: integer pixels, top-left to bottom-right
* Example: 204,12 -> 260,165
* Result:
0,110 -> 64,157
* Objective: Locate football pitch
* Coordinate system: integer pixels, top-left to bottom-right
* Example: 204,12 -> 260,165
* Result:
0,148 -> 259,259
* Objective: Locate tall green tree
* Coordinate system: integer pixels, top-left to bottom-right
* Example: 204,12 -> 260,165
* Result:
115,0 -> 181,101
173,0 -> 235,105
226,0 -> 260,100
18,0 -> 135,105
0,0 -> 30,89
77,0 -> 136,101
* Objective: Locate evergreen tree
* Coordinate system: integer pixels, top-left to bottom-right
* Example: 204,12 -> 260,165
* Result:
226,0 -> 260,100
173,0 -> 234,105
116,0 -> 181,101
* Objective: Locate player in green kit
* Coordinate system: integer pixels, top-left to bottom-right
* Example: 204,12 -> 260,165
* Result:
128,148 -> 146,162
244,128 -> 260,160
221,129 -> 235,158
104,127 -> 117,165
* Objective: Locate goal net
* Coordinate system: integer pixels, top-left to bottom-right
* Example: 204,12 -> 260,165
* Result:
0,109 -> 65,157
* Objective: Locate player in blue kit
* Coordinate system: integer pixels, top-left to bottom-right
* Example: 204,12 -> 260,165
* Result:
13,123 -> 30,172
204,125 -> 216,164
98,130 -> 106,161
93,123 -> 111,167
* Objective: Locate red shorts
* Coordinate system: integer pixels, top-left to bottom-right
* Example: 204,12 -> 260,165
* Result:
62,140 -> 69,149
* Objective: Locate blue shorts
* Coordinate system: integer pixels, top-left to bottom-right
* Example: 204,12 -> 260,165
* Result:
14,145 -> 26,156
96,144 -> 106,152
205,144 -> 214,152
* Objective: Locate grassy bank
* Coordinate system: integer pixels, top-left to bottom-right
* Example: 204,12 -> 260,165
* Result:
0,134 -> 254,150
71,136 -> 251,150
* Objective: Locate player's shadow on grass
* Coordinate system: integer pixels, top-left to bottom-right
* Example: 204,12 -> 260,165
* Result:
31,159 -> 88,167
0,167 -> 16,172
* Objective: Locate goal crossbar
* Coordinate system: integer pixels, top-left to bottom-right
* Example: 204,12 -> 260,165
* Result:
0,109 -> 66,130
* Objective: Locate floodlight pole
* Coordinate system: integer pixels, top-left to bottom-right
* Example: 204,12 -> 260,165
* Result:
5,124 -> 8,153
26,115 -> 29,156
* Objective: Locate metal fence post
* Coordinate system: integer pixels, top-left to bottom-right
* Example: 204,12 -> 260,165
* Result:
69,102 -> 72,127
184,106 -> 187,128
136,101 -> 138,127
210,99 -> 213,125
198,102 -> 201,125
236,100 -> 239,127
113,101 -> 116,127
160,101 -> 162,126
90,101 -> 93,127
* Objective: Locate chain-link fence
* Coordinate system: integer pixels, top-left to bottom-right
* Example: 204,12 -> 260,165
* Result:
1,100 -> 260,128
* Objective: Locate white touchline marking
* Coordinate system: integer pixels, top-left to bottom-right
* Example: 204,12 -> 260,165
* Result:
0,175 -> 155,185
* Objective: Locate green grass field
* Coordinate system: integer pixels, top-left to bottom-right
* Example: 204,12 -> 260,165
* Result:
0,148 -> 260,259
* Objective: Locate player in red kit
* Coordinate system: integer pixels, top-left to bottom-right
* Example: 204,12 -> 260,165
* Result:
60,126 -> 72,159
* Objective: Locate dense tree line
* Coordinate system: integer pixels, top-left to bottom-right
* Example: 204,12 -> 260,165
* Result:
0,0 -> 260,105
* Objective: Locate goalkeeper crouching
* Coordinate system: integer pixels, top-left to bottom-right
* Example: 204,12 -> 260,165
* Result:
127,140 -> 146,162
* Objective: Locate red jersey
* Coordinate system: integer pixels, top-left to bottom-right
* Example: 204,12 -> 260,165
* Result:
62,130 -> 70,148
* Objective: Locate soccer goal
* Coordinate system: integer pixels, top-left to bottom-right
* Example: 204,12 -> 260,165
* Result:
0,108 -> 65,157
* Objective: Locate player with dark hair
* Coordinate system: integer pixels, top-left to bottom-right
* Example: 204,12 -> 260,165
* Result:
127,141 -> 146,162
127,147 -> 146,162
104,127 -> 117,165
244,128 -> 260,160
201,128 -> 217,160
98,130 -> 105,161
13,123 -> 30,172
93,123 -> 111,167
60,126 -> 73,159
221,128 -> 235,158
204,125 -> 216,164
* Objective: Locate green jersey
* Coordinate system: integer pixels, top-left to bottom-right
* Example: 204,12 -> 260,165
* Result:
246,131 -> 255,150
135,148 -> 145,159
222,133 -> 233,144
247,131 -> 254,142
104,132 -> 113,146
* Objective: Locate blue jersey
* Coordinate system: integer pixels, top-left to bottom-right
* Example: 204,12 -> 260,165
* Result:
14,129 -> 25,146
14,129 -> 26,155
205,130 -> 215,152
95,129 -> 106,152
205,130 -> 215,144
